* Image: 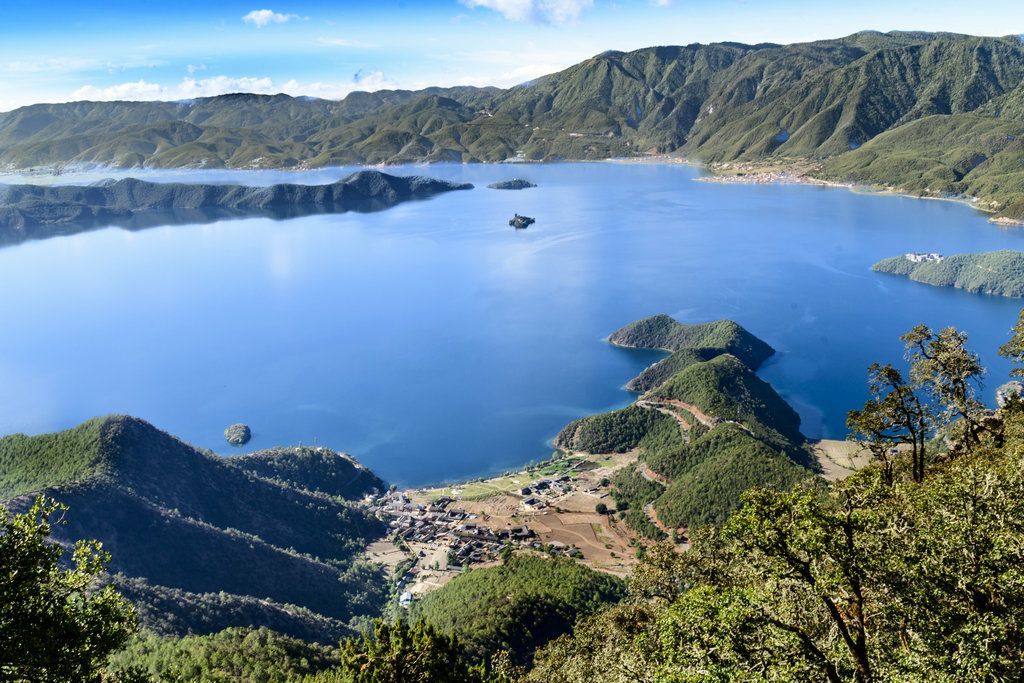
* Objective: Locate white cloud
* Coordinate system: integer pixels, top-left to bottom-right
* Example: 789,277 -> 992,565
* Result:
67,71 -> 399,103
459,0 -> 594,25
186,64 -> 207,75
242,9 -> 299,28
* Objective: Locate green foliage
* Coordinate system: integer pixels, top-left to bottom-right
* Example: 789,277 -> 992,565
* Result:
0,497 -> 137,682
999,308 -> 1024,375
410,555 -> 625,666
652,424 -> 813,528
531,423 -> 1024,682
0,417 -> 104,499
554,405 -> 672,454
529,319 -> 1024,682
111,577 -> 352,645
847,362 -> 933,483
610,465 -> 666,541
626,349 -> 713,393
303,620 -> 506,683
107,628 -> 339,682
873,250 -> 1024,297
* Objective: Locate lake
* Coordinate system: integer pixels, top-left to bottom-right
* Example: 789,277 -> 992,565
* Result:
1,162 -> 1021,486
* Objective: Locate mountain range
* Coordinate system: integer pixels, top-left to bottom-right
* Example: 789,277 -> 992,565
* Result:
2,31 -> 1024,218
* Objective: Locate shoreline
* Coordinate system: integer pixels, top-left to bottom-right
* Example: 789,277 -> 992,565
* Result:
693,160 -> 1024,226
5,156 -> 1023,226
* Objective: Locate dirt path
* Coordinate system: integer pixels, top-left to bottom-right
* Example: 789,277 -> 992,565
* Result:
638,462 -> 671,486
639,398 -> 718,428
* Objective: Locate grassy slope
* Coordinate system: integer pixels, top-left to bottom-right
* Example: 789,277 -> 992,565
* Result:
410,554 -> 625,665
873,250 -> 1024,297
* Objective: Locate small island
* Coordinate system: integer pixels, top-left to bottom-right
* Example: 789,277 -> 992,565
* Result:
509,214 -> 535,229
224,423 -> 252,446
0,170 -> 473,245
487,179 -> 537,190
872,250 -> 1024,297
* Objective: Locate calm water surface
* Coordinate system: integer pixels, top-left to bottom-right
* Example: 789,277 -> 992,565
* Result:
1,163 -> 1021,485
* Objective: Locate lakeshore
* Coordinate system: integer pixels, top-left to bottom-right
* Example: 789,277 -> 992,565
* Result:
363,435 -> 871,604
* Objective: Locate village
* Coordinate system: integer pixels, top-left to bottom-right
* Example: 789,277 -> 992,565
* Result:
361,450 -> 644,608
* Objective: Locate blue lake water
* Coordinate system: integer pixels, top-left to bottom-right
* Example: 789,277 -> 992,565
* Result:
1,162 -> 1022,486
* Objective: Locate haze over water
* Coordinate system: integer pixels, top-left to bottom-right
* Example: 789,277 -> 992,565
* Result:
1,162 -> 1021,486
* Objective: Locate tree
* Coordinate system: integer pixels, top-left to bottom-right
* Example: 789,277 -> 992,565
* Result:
306,620 -> 502,682
847,363 -> 932,483
595,503 -> 608,515
902,324 -> 987,448
0,497 -> 137,682
998,308 -> 1024,375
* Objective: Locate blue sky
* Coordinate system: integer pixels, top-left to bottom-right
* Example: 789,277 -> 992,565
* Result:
0,0 -> 1021,112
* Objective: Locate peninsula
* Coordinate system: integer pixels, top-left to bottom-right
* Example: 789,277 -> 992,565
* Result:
873,250 -> 1024,297
0,170 -> 473,245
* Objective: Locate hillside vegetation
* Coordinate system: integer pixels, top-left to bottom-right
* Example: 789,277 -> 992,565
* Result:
873,250 -> 1024,297
0,415 -> 388,643
525,317 -> 1024,683
0,417 -> 106,498
558,315 -> 813,533
5,32 -> 1024,217
409,554 -> 625,666
106,627 -> 341,682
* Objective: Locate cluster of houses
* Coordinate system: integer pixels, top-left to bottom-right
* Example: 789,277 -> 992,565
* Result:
519,474 -> 575,510
905,252 -> 944,263
369,491 -> 535,568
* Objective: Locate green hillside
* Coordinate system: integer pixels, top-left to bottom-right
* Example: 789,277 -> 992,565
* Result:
409,554 -> 625,666
653,424 -> 812,527
5,32 -> 1024,217
873,250 -> 1024,297
823,114 -> 1024,216
106,627 -> 341,682
648,353 -> 804,445
559,316 -> 813,534
608,315 -> 776,369
0,415 -> 388,642
0,417 -> 106,498
554,405 -> 675,454
229,446 -> 385,500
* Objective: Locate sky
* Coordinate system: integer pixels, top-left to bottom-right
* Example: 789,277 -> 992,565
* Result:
0,0 -> 1021,112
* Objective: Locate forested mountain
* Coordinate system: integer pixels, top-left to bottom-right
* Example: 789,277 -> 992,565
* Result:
0,415 -> 388,643
2,31 -> 1023,217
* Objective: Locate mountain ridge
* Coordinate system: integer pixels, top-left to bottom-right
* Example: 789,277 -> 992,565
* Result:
0,415 -> 388,643
3,31 -> 1022,218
